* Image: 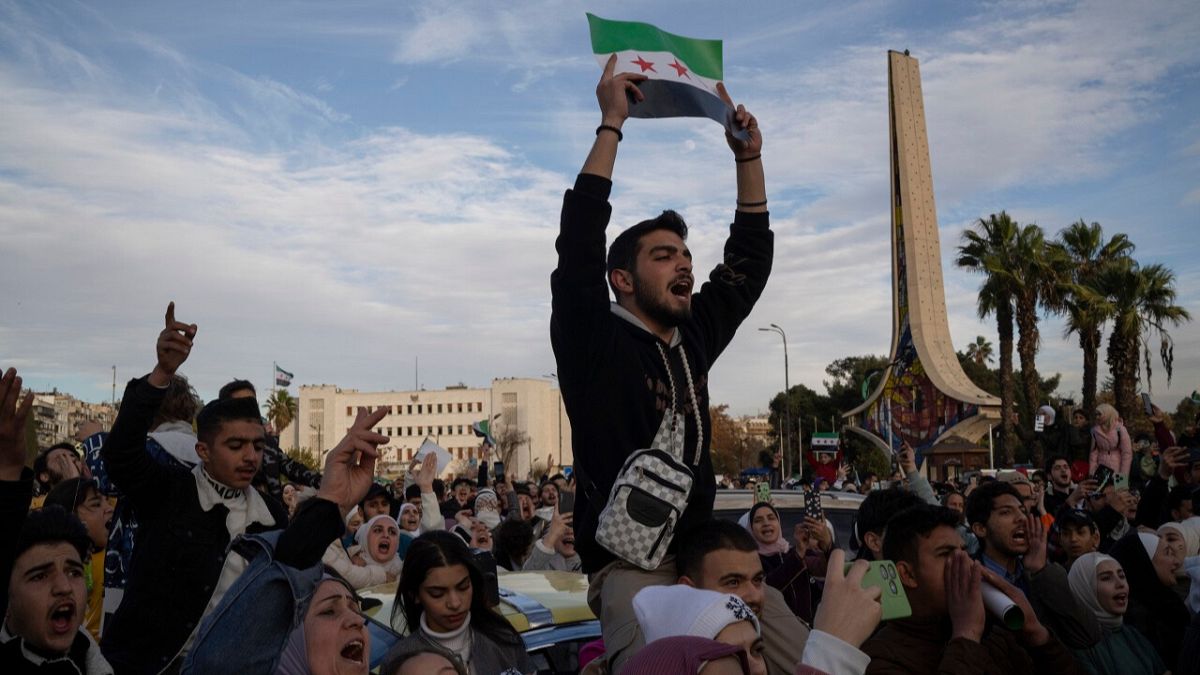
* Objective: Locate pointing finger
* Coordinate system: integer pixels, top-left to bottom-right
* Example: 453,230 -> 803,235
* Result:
165,302 -> 176,328
716,81 -> 733,107
602,53 -> 617,79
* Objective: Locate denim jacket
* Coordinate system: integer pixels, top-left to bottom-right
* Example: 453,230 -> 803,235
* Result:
181,531 -> 322,675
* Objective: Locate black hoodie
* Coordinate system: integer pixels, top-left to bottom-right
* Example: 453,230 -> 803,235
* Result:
551,174 -> 772,573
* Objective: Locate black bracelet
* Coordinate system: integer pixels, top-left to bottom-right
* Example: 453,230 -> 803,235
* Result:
737,199 -> 768,208
735,154 -> 761,164
596,124 -> 623,142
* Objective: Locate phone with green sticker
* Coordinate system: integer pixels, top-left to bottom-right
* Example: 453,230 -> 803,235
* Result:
845,560 -> 912,621
755,482 -> 771,504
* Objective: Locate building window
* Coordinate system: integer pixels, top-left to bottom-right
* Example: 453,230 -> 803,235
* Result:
478,402 -> 484,412
407,405 -> 412,415
407,427 -> 413,436
418,404 -> 424,414
437,426 -> 444,436
457,403 -> 463,413
386,427 -> 392,436
418,426 -> 424,436
437,403 -> 443,413
346,406 -> 352,416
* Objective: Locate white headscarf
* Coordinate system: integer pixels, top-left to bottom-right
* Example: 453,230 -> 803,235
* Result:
397,503 -> 421,534
355,514 -> 400,567
1067,552 -> 1123,631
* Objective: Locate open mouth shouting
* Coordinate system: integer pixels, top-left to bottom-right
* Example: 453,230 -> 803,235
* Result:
1010,525 -> 1028,551
48,599 -> 78,637
669,275 -> 694,302
340,638 -> 366,666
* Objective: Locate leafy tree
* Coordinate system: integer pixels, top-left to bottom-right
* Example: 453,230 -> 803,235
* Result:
1172,397 -> 1199,438
965,336 -> 994,366
1048,220 -> 1134,416
285,447 -> 321,472
957,212 -> 1020,465
264,389 -> 298,434
709,405 -> 769,479
1101,262 -> 1191,421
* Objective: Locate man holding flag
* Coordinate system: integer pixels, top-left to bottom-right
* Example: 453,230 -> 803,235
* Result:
551,18 -> 776,671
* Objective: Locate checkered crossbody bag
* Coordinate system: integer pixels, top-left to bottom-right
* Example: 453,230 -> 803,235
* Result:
596,343 -> 703,570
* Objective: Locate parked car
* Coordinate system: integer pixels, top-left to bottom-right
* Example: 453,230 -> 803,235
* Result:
714,489 -> 865,551
359,569 -> 599,674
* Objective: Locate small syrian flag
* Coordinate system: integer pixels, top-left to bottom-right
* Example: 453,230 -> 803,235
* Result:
274,364 -> 293,387
587,14 -> 746,139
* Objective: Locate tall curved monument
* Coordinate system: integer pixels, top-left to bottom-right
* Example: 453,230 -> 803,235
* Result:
843,51 -> 1000,459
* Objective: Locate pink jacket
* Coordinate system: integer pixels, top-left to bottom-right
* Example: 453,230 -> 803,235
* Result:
1089,423 -> 1132,477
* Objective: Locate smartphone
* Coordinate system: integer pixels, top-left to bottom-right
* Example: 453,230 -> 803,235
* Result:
1034,414 -> 1045,432
557,489 -> 575,515
845,560 -> 912,621
494,462 -> 505,485
1141,393 -> 1154,416
755,482 -> 771,504
1090,466 -> 1114,495
803,489 -> 824,522
471,549 -> 501,608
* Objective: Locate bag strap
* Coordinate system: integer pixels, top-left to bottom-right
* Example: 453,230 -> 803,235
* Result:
655,342 -> 704,466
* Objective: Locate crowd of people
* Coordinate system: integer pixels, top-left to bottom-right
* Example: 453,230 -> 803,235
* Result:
3,58 -> 1199,675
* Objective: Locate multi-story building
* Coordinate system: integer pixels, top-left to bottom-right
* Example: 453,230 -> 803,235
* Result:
31,390 -> 117,449
280,378 -> 571,481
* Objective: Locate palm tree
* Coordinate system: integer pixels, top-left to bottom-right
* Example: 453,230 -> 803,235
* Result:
965,336 -> 995,366
264,389 -> 298,434
1010,224 -> 1062,461
1102,262 -> 1191,420
957,212 -> 1019,466
1047,220 -> 1134,415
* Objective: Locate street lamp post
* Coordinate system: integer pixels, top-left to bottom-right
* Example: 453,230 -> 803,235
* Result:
759,324 -> 790,483
545,373 -> 563,467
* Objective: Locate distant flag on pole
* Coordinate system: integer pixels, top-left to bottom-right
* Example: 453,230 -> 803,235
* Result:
274,364 -> 293,387
586,13 -> 747,140
472,415 -> 500,447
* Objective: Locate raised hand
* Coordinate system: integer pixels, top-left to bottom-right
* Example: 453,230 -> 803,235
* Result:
811,549 -> 882,648
805,516 -> 833,553
415,452 -> 438,493
946,550 -> 985,642
1159,447 -> 1188,480
596,54 -> 646,128
1022,513 -> 1048,573
544,509 -> 572,549
150,302 -> 198,387
898,443 -> 918,475
316,407 -> 389,517
0,368 -> 35,481
715,82 -> 762,159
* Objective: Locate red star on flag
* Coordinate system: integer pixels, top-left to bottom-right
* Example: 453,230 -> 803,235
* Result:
631,55 -> 656,73
668,59 -> 690,79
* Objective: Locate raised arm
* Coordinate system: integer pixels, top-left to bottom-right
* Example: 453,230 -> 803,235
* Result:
102,302 -> 198,517
0,368 -> 36,621
716,82 -> 766,214
580,54 -> 645,179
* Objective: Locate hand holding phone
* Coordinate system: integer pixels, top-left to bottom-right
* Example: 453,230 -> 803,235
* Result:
842,558 -> 912,621
1141,393 -> 1154,416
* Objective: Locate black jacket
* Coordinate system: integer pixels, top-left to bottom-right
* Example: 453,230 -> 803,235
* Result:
99,377 -> 287,675
551,173 -> 772,573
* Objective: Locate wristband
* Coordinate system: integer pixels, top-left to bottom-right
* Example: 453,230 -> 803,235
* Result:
735,154 -> 761,164
737,199 -> 768,208
596,124 -> 623,142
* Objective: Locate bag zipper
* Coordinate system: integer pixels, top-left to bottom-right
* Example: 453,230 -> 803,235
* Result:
636,465 -> 687,493
646,515 -> 675,562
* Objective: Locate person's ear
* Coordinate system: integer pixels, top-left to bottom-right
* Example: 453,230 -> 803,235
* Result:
37,471 -> 50,485
970,521 -> 988,540
1089,530 -> 1101,548
679,575 -> 697,588
896,560 -> 919,590
195,441 -> 210,464
610,268 -> 634,295
863,530 -> 883,556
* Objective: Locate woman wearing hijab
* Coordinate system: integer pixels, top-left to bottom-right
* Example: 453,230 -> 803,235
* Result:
275,575 -> 371,675
1066,552 -> 1166,674
322,514 -> 401,589
1159,518 -> 1200,603
1089,404 -> 1132,478
397,503 -> 422,559
742,502 -> 828,624
1110,531 -> 1188,671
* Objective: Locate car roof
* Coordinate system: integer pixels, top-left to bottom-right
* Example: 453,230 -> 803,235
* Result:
714,489 -> 865,513
358,570 -> 595,634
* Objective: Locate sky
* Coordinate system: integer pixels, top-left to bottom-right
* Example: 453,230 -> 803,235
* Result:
1,0 -> 1198,419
